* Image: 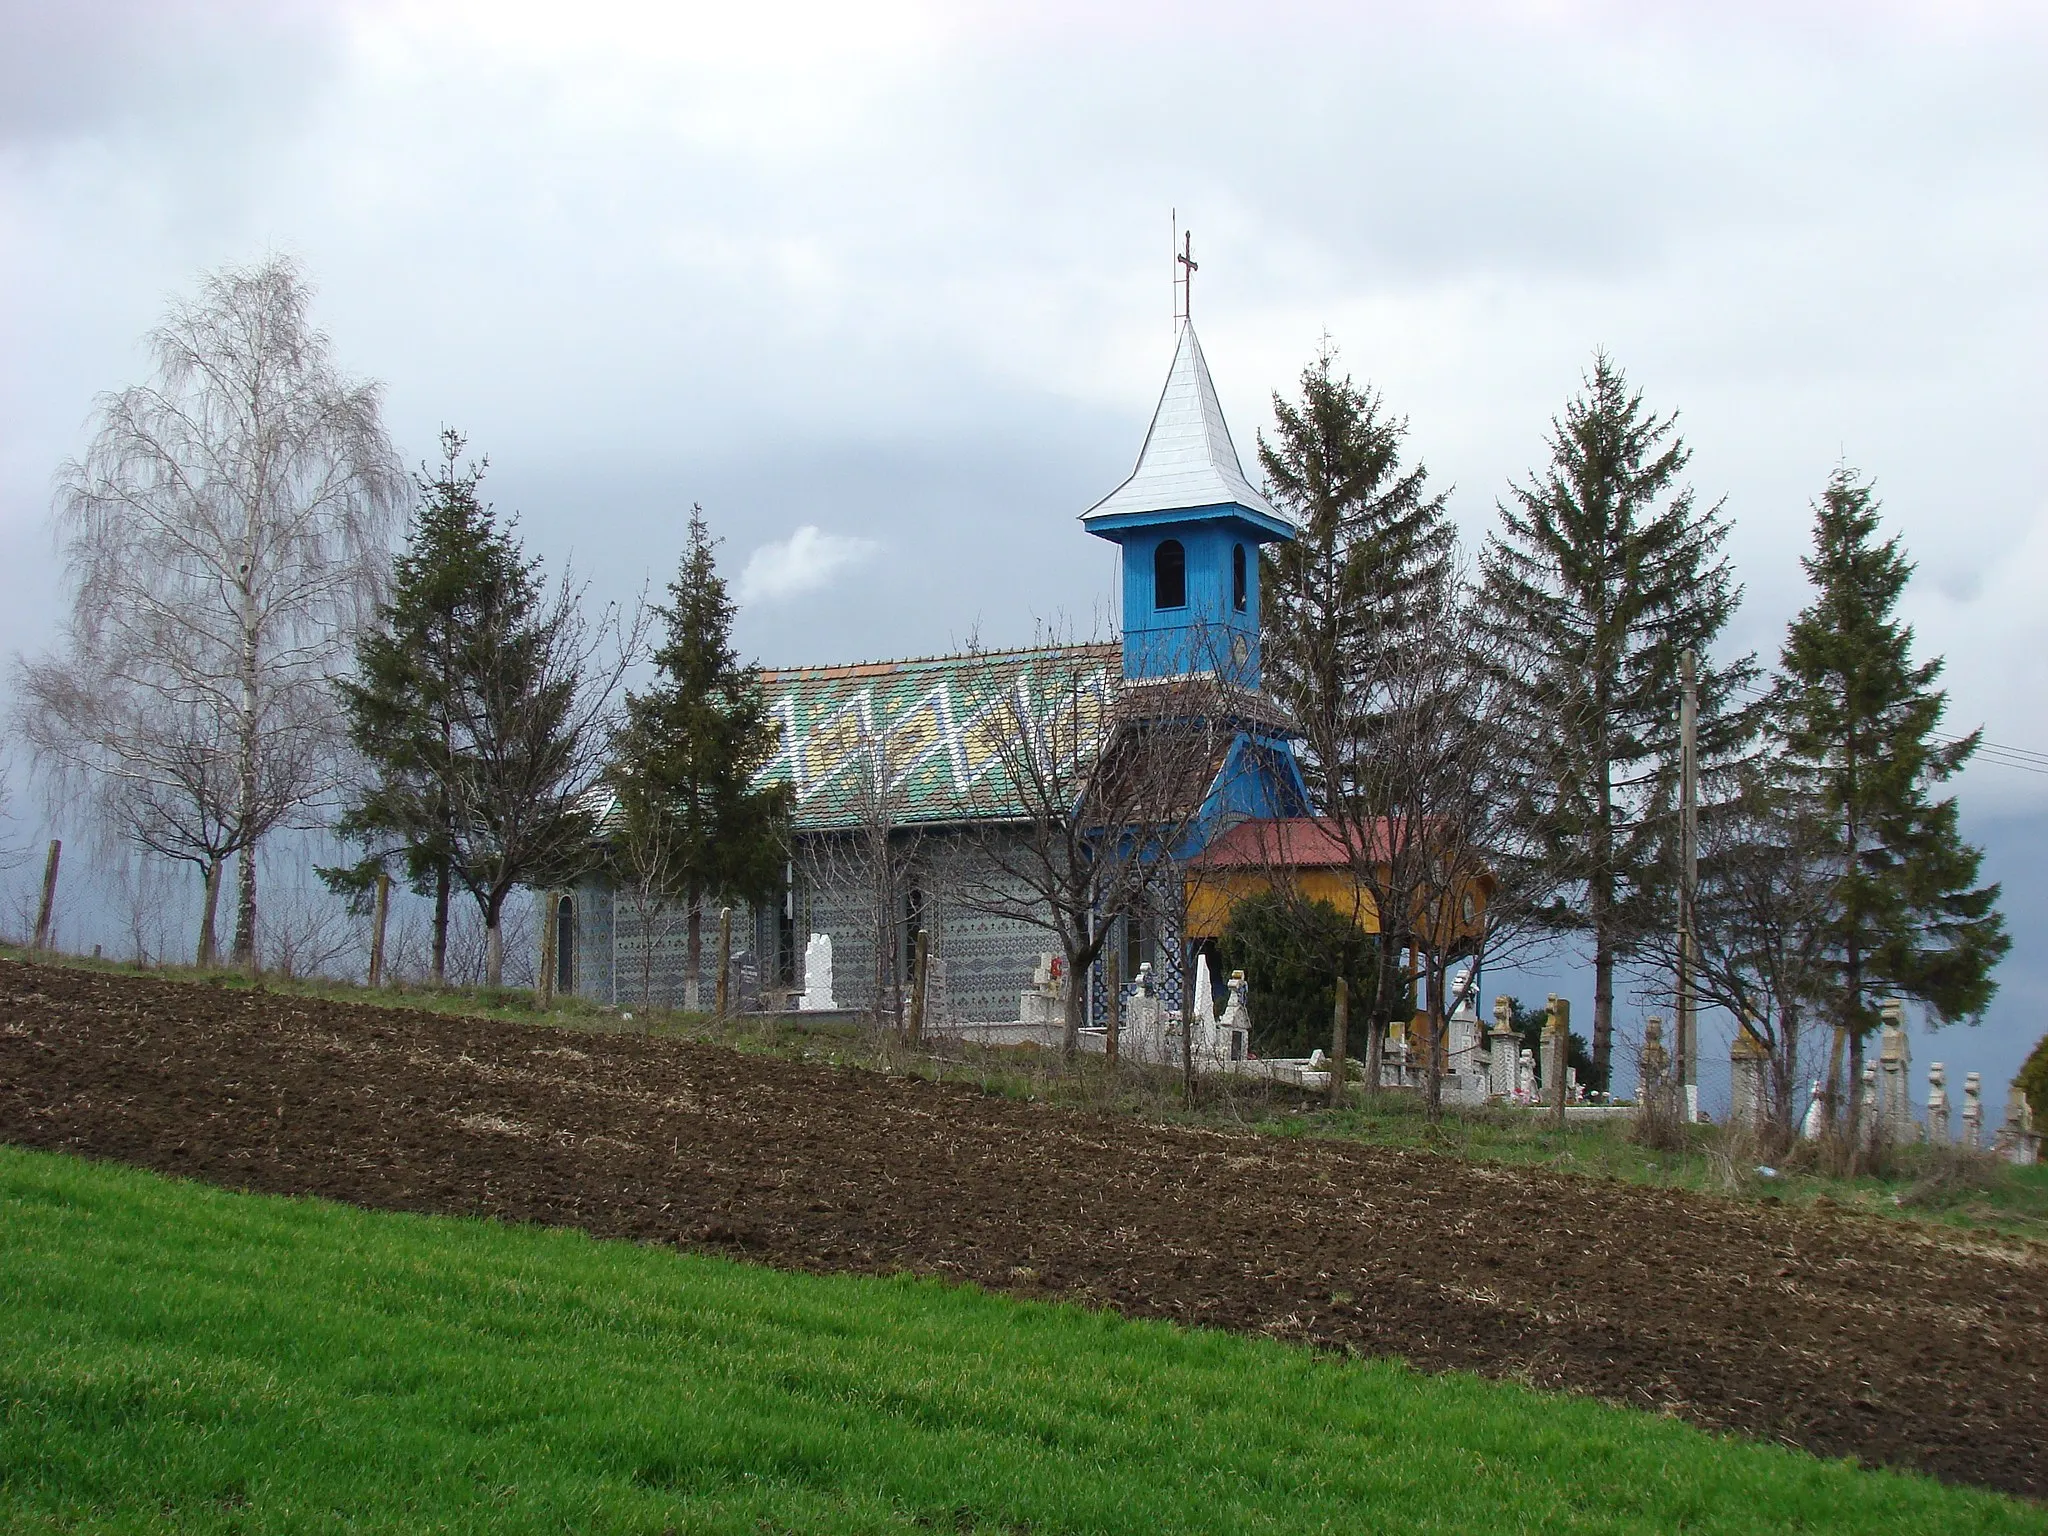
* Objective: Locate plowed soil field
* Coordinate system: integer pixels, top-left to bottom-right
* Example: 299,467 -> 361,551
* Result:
4,958 -> 2045,1497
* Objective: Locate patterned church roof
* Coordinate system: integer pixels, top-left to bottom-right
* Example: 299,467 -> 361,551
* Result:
756,644 -> 1121,830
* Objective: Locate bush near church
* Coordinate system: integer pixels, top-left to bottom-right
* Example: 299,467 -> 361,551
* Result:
1217,892 -> 1384,1059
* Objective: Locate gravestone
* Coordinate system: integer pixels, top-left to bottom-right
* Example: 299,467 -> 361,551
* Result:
1997,1085 -> 2041,1165
1641,1016 -> 1671,1110
1800,1078 -> 1826,1139
1020,953 -> 1064,1028
1193,952 -> 1216,1028
1445,969 -> 1484,1081
799,932 -> 836,1012
1878,1000 -> 1914,1145
1963,1071 -> 1984,1151
1216,969 -> 1250,1062
1488,995 -> 1520,1098
1728,1023 -> 1768,1133
1926,1062 -> 1950,1145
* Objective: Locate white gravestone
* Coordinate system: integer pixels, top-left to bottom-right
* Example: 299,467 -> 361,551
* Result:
1963,1071 -> 1984,1150
1125,962 -> 1165,1063
800,932 -> 836,1011
1020,953 -> 1064,1028
1217,970 -> 1250,1061
1445,969 -> 1483,1081
1800,1078 -> 1825,1139
1193,953 -> 1216,1028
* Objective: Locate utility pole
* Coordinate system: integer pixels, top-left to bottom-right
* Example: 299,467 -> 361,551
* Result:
1676,648 -> 1699,1121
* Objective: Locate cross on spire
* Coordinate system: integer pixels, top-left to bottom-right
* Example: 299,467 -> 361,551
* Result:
1174,226 -> 1198,327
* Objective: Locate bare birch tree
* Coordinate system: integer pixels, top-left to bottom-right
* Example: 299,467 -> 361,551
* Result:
13,256 -> 402,964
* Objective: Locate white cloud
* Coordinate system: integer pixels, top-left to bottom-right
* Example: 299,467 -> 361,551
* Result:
736,525 -> 879,605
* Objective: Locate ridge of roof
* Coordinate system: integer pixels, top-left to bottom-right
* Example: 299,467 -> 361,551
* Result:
1082,323 -> 1288,527
761,641 -> 1116,683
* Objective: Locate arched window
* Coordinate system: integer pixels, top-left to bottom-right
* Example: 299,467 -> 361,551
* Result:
1232,544 -> 1247,612
1154,538 -> 1186,610
555,895 -> 576,994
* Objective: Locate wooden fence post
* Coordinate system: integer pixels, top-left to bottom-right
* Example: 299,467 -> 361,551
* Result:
1328,974 -> 1350,1109
1104,949 -> 1121,1073
536,892 -> 559,1009
367,872 -> 391,989
32,839 -> 61,952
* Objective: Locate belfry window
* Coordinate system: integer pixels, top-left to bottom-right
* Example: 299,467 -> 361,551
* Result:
1154,538 -> 1186,610
1232,544 -> 1247,612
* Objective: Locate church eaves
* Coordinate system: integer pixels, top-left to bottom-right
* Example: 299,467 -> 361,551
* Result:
1081,323 -> 1292,535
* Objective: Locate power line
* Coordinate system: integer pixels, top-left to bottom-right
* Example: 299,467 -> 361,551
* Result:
1725,676 -> 2048,776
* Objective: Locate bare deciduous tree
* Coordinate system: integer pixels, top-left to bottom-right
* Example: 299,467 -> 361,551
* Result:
13,256 -> 402,965
798,711 -> 926,1029
958,638 -> 1230,1061
1641,768 -> 1841,1144
1273,556 -> 1549,1116
439,569 -> 647,986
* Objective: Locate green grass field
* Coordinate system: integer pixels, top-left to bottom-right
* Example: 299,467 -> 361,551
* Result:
1,1146 -> 2037,1534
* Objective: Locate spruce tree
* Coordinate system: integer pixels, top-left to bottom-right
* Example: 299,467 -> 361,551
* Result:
1772,467 -> 2007,1118
334,429 -> 621,987
330,430 -> 523,980
1256,343 -> 1454,1087
1477,353 -> 1755,1086
608,506 -> 787,1007
1258,342 -> 1453,797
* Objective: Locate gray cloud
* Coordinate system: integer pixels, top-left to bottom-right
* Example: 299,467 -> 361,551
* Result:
0,0 -> 340,146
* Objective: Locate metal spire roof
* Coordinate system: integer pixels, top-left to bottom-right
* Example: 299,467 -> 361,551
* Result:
1083,323 -> 1290,529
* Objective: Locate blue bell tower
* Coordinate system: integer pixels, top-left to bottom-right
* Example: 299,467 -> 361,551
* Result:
1082,323 -> 1296,688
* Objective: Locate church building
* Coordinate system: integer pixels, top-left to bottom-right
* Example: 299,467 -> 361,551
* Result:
562,321 -> 1328,1022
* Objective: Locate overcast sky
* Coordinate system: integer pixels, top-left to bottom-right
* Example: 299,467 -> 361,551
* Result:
3,0 -> 2044,1091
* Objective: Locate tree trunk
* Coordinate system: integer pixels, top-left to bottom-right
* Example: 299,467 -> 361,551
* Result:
1589,725 -> 1616,1087
686,898 -> 703,1012
903,926 -> 927,1045
368,872 -> 391,988
715,907 -> 735,1019
1061,947 -> 1087,1061
197,858 -> 224,967
431,861 -> 450,985
232,574 -> 261,968
1424,960 -> 1445,1124
485,893 -> 505,987
1328,974 -> 1350,1109
235,844 -> 259,974
1181,938 -> 1197,1107
536,891 -> 557,1007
